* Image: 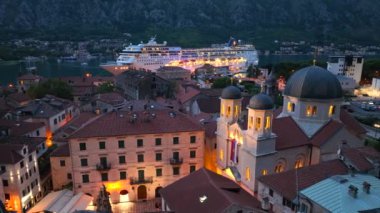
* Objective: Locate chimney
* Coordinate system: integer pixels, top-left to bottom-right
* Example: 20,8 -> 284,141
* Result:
363,181 -> 371,194
348,185 -> 358,198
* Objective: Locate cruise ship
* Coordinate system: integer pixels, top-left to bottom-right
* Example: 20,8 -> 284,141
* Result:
100,37 -> 259,75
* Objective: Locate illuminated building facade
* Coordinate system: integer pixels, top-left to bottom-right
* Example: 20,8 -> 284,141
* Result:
216,66 -> 366,193
67,109 -> 204,203
0,143 -> 42,213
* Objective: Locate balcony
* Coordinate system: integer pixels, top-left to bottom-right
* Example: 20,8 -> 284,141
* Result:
130,177 -> 153,185
170,158 -> 183,165
96,163 -> 111,171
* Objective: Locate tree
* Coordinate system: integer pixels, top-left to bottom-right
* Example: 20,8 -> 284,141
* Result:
27,79 -> 73,100
97,81 -> 115,93
212,77 -> 235,88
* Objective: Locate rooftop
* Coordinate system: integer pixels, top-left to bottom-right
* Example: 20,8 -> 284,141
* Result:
0,119 -> 45,136
258,159 -> 348,200
301,174 -> 380,213
160,168 -> 262,213
50,144 -> 70,157
70,109 -> 204,139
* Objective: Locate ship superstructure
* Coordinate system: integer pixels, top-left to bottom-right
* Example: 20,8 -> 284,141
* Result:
100,37 -> 258,75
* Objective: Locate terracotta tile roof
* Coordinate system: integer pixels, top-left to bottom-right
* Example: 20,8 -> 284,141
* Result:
17,95 -> 73,118
258,159 -> 348,200
51,144 -> 70,157
0,136 -> 45,153
273,117 -> 310,150
7,93 -> 31,103
17,73 -> 43,81
0,143 -> 25,164
176,85 -> 200,104
309,120 -> 344,147
341,147 -> 376,171
340,109 -> 367,136
94,92 -> 125,105
70,109 -> 204,139
121,100 -> 167,112
356,146 -> 380,162
0,119 -> 45,136
160,168 -> 262,213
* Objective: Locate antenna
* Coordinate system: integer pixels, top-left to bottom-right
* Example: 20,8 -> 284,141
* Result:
313,47 -> 318,65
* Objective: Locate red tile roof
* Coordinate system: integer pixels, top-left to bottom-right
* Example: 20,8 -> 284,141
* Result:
7,93 -> 31,103
160,168 -> 262,213
341,147 -> 376,171
0,119 -> 45,136
340,109 -> 367,136
258,159 -> 348,200
51,144 -> 70,157
0,143 -> 25,164
273,116 -> 310,150
176,85 -> 200,104
309,120 -> 344,147
69,109 -> 204,139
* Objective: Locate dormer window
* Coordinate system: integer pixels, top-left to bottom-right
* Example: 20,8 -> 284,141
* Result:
329,105 -> 336,116
287,102 -> 295,112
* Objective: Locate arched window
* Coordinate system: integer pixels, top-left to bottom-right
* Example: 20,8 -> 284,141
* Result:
221,105 -> 225,116
226,106 -> 231,116
265,116 -> 271,130
219,149 -> 224,161
287,102 -> 295,112
274,159 -> 286,173
249,116 -> 253,129
255,117 -> 261,131
234,105 -> 239,117
306,106 -> 317,117
261,169 -> 268,176
329,105 -> 336,116
295,154 -> 305,169
245,167 -> 251,181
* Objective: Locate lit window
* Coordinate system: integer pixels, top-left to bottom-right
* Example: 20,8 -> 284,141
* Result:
221,105 -> 225,116
219,149 -> 224,161
274,160 -> 286,173
261,169 -> 268,176
265,116 -> 271,130
295,155 -> 305,169
329,105 -> 336,116
245,167 -> 251,181
249,116 -> 253,129
255,117 -> 261,130
234,105 -> 239,117
227,106 -> 231,116
306,106 -> 317,117
287,102 -> 295,112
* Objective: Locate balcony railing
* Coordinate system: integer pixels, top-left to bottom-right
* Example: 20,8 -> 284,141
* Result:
170,158 -> 183,165
130,177 -> 153,185
96,163 -> 111,171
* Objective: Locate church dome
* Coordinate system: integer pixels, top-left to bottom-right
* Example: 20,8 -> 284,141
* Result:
221,86 -> 242,99
284,66 -> 343,99
249,93 -> 274,110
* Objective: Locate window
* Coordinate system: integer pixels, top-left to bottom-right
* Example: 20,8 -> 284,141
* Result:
306,106 -> 317,117
20,161 -> 24,168
190,165 -> 196,173
156,153 -> 162,161
156,168 -> 162,177
265,116 -> 271,130
261,169 -> 268,176
295,155 -> 305,169
329,105 -> 336,116
80,158 -> 88,167
54,118 -> 57,125
0,166 -> 5,172
249,116 -> 253,129
219,149 -> 224,161
173,137 -> 179,145
234,105 -> 239,117
101,173 -> 108,181
190,150 -> 196,158
2,180 -> 8,187
25,172 -> 29,180
67,173 -> 72,180
269,189 -> 273,197
100,157 -> 107,165
255,117 -> 261,130
29,155 -> 33,162
99,141 -> 106,149
60,160 -> 66,167
173,167 -> 180,175
82,174 -> 89,183
5,193 -> 10,200
275,160 -> 286,173
155,138 -> 162,146
288,102 -> 295,112
190,136 -> 196,144
227,106 -> 231,116
300,203 -> 309,213
172,152 -> 179,160
79,143 -> 86,151
62,114 -> 66,120
245,167 -> 251,181
118,140 -> 125,148
137,154 -> 144,163
119,156 -> 126,164
20,177 -> 23,184
137,139 -> 143,147
120,171 -> 127,180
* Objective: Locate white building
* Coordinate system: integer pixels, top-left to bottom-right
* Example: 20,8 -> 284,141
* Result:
327,55 -> 364,84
